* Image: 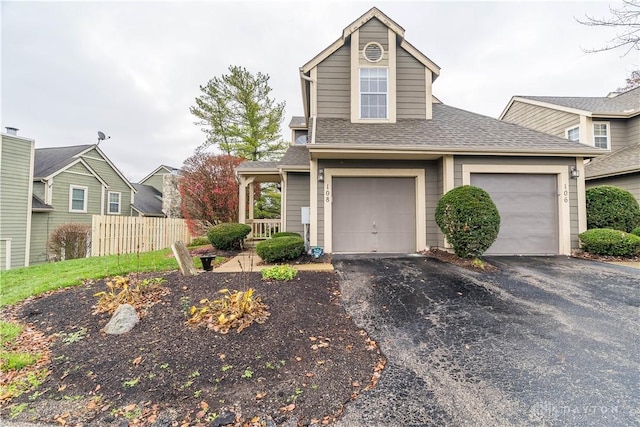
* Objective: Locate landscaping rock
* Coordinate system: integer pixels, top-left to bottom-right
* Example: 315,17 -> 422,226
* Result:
104,304 -> 139,335
209,411 -> 235,426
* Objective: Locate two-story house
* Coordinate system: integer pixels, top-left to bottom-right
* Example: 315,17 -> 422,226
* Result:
500,87 -> 640,202
29,143 -> 136,264
237,7 -> 603,256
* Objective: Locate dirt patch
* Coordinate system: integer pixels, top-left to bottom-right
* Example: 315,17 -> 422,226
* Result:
422,248 -> 498,272
2,270 -> 383,426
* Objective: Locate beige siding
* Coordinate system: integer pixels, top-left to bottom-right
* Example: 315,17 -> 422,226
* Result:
0,135 -> 34,269
609,119 -> 628,151
626,116 -> 640,146
81,148 -> 133,216
285,172 -> 310,236
587,173 -> 640,203
503,101 -> 580,138
397,47 -> 426,119
358,18 -> 389,50
454,156 -> 580,250
317,45 -> 350,118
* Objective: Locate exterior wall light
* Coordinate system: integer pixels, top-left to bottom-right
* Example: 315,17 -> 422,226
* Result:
570,166 -> 580,179
318,168 -> 324,182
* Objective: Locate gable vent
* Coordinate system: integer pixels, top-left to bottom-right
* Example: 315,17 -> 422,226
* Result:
363,42 -> 384,62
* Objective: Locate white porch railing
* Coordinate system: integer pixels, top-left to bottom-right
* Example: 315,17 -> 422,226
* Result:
248,219 -> 282,240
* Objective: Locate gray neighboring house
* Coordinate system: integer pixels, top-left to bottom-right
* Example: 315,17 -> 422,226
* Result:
236,7 -> 603,256
0,128 -> 36,270
501,87 -> 640,202
29,143 -> 136,264
132,165 -> 182,218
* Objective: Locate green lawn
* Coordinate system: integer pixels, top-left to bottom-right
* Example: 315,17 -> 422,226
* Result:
0,249 -> 184,307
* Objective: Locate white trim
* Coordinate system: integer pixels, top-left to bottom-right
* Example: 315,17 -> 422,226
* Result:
100,185 -> 105,215
281,170 -> 288,231
42,158 -> 108,186
24,140 -> 35,267
1,238 -> 11,271
69,185 -> 88,213
310,160 -> 318,246
107,191 -> 122,215
500,97 -> 591,120
565,125 -> 580,142
350,29 -> 360,122
398,39 -> 440,77
322,168 -> 426,253
363,41 -> 384,62
139,165 -> 174,185
425,69 -> 433,120
593,121 -> 611,150
358,67 -> 389,120
576,158 -> 587,233
310,67 -> 318,118
461,164 -> 572,255
388,28 -> 397,123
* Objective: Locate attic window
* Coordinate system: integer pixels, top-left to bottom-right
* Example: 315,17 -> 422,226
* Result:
363,42 -> 384,62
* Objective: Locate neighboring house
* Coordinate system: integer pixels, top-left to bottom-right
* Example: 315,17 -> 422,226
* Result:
500,87 -> 640,202
29,144 -> 136,264
132,165 -> 182,217
0,128 -> 36,270
236,7 -> 603,256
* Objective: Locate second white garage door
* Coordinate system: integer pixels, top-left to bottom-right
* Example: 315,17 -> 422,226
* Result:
471,173 -> 559,255
332,177 -> 416,253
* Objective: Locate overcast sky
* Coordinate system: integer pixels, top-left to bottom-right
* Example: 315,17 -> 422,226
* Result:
2,1 -> 637,182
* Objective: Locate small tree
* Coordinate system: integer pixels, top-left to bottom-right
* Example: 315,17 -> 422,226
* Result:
435,186 -> 501,258
48,223 -> 91,261
586,185 -> 640,232
179,153 -> 244,235
190,65 -> 287,161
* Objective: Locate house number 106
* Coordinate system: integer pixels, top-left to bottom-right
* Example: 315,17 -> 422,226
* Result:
563,183 -> 568,203
326,184 -> 331,203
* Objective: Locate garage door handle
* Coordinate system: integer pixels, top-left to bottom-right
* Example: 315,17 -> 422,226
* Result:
372,222 -> 377,234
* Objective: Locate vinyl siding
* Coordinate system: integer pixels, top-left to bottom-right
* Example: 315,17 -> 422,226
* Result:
397,47 -> 426,119
29,212 -> 50,265
453,156 -> 580,250
81,148 -> 133,216
608,119 -> 628,151
502,101 -> 580,138
358,18 -> 389,50
33,181 -> 45,200
587,173 -> 640,203
140,172 -> 168,193
316,159 -> 437,250
317,45 -> 350,118
626,116 -> 640,146
285,172 -> 310,236
0,135 -> 34,269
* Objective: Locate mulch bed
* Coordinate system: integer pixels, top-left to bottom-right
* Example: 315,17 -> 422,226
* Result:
423,248 -> 499,272
572,251 -> 640,263
1,270 -> 384,426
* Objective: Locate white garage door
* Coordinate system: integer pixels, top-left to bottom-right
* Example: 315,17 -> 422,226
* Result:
332,177 -> 416,252
471,173 -> 559,255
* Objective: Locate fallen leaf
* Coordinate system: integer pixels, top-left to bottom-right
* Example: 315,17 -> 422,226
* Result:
316,360 -> 325,365
199,401 -> 209,410
57,384 -> 67,392
147,414 -> 158,424
352,381 -> 360,387
309,336 -> 317,341
196,410 -> 207,419
279,403 -> 295,412
255,392 -> 266,399
305,372 -> 314,378
295,356 -> 302,362
95,384 -> 101,392
125,403 -> 136,412
251,416 -> 261,423
132,356 -> 143,365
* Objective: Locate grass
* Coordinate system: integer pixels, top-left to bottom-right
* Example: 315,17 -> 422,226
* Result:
1,248 -> 182,307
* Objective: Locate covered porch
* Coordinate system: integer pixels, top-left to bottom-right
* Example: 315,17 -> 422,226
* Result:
237,164 -> 283,240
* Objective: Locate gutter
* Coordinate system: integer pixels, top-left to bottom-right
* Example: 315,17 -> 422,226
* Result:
299,70 -> 317,144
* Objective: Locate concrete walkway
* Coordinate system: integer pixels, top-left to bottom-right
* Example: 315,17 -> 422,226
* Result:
213,252 -> 333,273
607,261 -> 640,269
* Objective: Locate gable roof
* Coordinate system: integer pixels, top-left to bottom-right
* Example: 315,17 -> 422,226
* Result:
34,145 -> 93,178
501,87 -> 640,119
585,143 -> 640,179
139,165 -> 180,184
131,183 -> 165,217
310,104 -> 605,156
236,145 -> 310,174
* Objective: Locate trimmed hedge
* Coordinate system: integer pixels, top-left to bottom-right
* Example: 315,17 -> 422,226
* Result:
632,227 -> 640,237
256,235 -> 305,263
271,232 -> 302,239
207,223 -> 251,250
435,185 -> 501,258
579,228 -> 640,256
586,186 -> 640,233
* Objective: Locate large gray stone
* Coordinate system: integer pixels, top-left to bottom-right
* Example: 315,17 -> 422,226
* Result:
104,304 -> 139,335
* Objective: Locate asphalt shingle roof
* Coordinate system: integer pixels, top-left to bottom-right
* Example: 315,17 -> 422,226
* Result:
131,183 -> 164,216
519,87 -> 640,115
32,194 -> 53,211
34,145 -> 93,177
585,143 -> 640,179
236,161 -> 280,170
313,104 -> 603,153
279,145 -> 310,167
289,116 -> 307,128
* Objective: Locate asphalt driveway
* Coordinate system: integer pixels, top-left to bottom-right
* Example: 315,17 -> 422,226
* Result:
333,256 -> 640,427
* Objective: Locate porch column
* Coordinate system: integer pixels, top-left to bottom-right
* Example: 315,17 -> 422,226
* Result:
248,182 -> 255,221
239,177 -> 247,224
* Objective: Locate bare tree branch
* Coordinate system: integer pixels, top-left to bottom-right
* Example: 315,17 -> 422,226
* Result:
577,0 -> 640,55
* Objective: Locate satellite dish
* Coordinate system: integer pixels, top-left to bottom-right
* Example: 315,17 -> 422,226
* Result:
97,131 -> 110,145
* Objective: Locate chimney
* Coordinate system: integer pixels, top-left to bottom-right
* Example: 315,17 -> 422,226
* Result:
5,127 -> 19,136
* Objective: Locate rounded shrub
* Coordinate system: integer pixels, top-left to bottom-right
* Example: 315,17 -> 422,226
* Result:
256,235 -> 305,263
631,227 -> 640,237
435,185 -> 501,258
586,186 -> 640,233
579,228 -> 640,257
207,223 -> 251,250
271,232 -> 302,239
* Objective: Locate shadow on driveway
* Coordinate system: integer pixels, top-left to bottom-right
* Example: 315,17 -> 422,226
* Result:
333,256 -> 640,427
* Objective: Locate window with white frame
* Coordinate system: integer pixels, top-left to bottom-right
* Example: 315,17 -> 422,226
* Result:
360,68 -> 387,119
108,191 -> 121,214
69,185 -> 88,213
593,122 -> 609,149
566,126 -> 580,142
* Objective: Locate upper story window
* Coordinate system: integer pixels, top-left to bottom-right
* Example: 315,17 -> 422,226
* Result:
566,126 -> 580,142
108,191 -> 121,214
69,185 -> 88,213
360,68 -> 388,119
593,122 -> 609,149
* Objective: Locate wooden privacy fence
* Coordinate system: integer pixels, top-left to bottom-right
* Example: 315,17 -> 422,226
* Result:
91,215 -> 191,257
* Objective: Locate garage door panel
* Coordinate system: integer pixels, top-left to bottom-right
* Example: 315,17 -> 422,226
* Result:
471,173 -> 558,255
333,177 -> 416,253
